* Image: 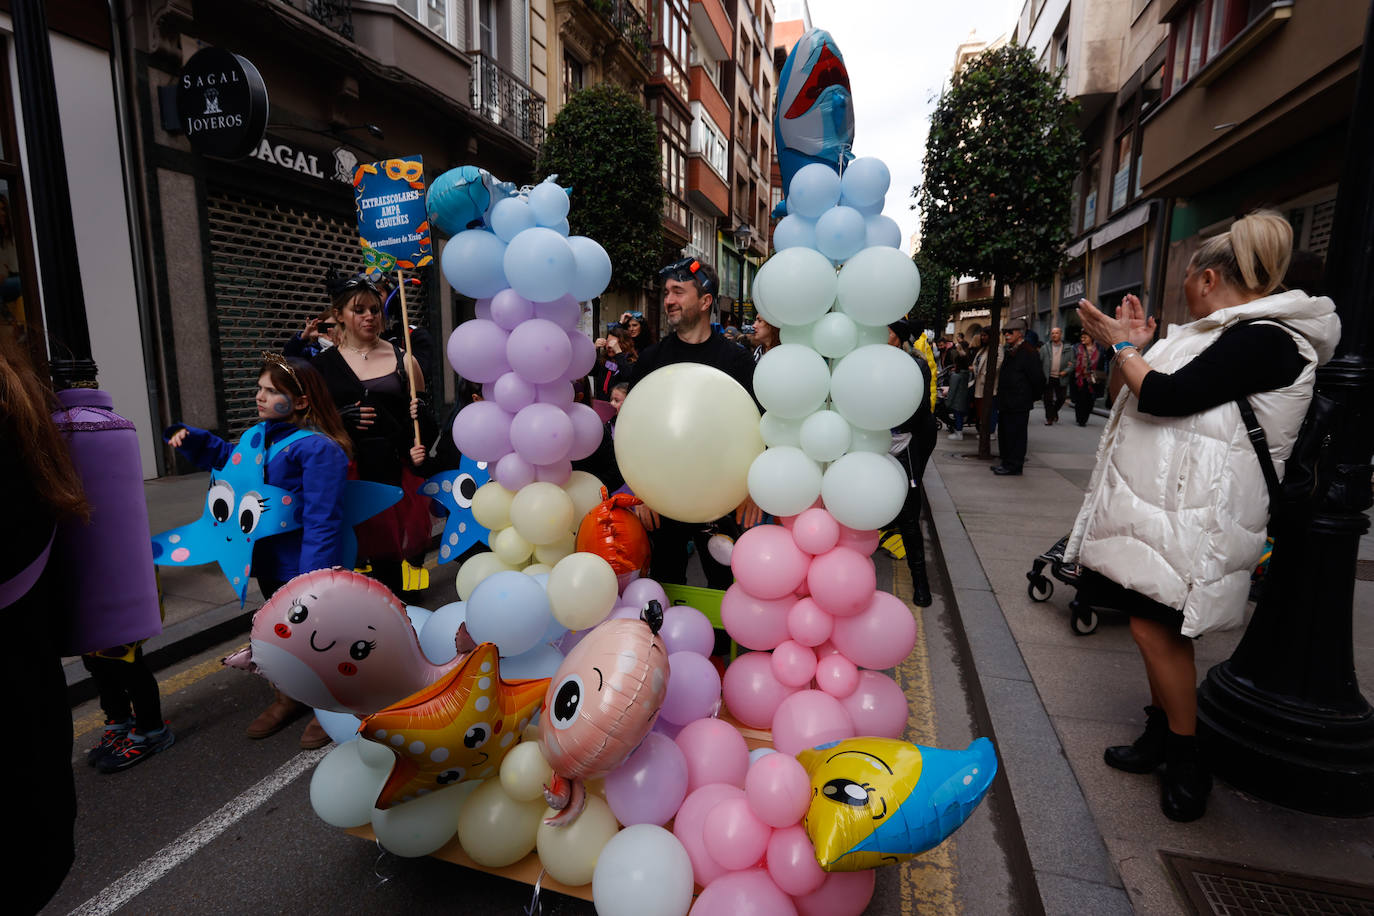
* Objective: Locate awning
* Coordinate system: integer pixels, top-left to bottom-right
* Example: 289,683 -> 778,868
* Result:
1089,201 -> 1155,251
1066,238 -> 1089,259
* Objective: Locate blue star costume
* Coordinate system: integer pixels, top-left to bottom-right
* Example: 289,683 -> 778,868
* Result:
152,421 -> 401,604
420,455 -> 491,564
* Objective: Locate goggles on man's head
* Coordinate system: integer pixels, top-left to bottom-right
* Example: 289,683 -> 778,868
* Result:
659,257 -> 715,296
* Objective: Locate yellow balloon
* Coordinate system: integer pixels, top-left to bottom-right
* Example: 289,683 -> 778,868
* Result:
472,481 -> 516,531
499,740 -> 554,803
564,470 -> 606,525
533,533 -> 575,566
491,526 -> 534,565
614,364 -> 764,523
547,552 -> 619,630
522,563 -> 553,576
455,552 -> 517,600
455,779 -> 546,867
536,795 -> 620,886
510,482 -> 577,546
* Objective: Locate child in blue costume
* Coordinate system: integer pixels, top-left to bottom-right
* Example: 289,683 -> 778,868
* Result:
164,355 -> 351,749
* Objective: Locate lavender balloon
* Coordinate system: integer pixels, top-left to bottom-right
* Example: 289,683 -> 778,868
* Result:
510,402 -> 575,465
495,451 -> 537,491
534,459 -> 572,486
492,371 -> 537,413
605,732 -> 690,827
567,401 -> 605,460
536,381 -> 575,409
489,288 -> 535,330
565,329 -> 598,382
622,578 -> 669,614
451,401 -> 514,462
534,294 -> 582,331
661,604 -> 716,656
507,318 -> 573,385
660,651 -> 722,725
447,319 -> 511,383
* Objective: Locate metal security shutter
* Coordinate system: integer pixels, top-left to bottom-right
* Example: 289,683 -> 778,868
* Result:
206,189 -> 435,435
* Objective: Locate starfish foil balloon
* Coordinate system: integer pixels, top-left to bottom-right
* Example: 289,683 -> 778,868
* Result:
420,455 -> 492,564
361,642 -> 549,808
151,423 -> 402,605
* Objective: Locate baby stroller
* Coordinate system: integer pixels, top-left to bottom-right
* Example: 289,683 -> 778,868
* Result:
933,366 -> 957,431
1025,534 -> 1112,635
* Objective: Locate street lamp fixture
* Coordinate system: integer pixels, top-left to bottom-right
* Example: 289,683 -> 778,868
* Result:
733,223 -> 753,250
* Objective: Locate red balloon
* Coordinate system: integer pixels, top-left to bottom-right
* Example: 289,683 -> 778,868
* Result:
575,489 -> 650,577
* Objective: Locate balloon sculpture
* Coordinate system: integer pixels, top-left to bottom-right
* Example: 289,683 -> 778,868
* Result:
774,28 -> 855,218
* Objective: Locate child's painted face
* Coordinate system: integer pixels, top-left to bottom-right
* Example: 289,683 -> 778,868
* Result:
609,388 -> 626,412
256,373 -> 302,421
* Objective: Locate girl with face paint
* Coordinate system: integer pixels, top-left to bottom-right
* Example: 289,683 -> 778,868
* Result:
164,356 -> 353,749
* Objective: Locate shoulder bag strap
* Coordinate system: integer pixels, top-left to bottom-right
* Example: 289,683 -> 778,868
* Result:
1235,395 -> 1283,510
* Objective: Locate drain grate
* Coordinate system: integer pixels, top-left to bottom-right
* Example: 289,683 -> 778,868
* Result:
1162,851 -> 1374,915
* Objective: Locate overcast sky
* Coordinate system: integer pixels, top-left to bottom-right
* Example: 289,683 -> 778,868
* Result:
803,0 -> 1024,252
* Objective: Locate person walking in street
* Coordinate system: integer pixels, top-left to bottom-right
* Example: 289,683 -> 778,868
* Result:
971,328 -> 1003,437
991,319 -> 1043,476
1041,326 -> 1072,424
946,353 -> 971,440
1066,210 -> 1339,822
1070,330 -> 1107,426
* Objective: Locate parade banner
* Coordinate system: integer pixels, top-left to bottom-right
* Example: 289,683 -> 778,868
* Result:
353,156 -> 433,271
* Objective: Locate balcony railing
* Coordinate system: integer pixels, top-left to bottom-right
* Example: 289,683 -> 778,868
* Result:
471,52 -> 547,150
584,0 -> 652,70
278,0 -> 354,40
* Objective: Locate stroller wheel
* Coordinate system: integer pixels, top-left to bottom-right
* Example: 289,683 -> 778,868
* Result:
1071,609 -> 1099,636
1027,576 -> 1053,602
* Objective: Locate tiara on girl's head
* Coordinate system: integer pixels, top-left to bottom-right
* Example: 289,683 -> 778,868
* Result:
261,352 -> 302,392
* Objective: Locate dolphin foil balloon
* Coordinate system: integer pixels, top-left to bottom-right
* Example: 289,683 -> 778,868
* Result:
223,568 -> 465,716
796,736 -> 997,870
540,601 -> 670,826
774,28 -> 855,216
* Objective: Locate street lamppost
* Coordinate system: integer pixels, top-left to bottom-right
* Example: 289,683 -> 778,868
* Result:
733,223 -> 754,325
1196,0 -> 1374,816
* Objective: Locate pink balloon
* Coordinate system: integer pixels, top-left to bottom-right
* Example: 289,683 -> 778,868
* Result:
653,717 -> 684,740
676,718 -> 750,793
674,784 -> 745,888
691,869 -> 797,916
791,508 -> 840,555
806,547 -> 876,618
766,825 -> 827,897
814,654 -> 860,699
830,591 -> 918,669
840,670 -> 909,738
703,797 -> 772,871
730,525 -> 811,600
786,597 -> 833,648
721,651 -> 801,729
836,524 -> 880,557
622,578 -> 669,613
794,578 -> 811,598
720,585 -> 793,651
770,640 -> 817,688
770,690 -> 855,756
494,451 -> 536,491
604,731 -> 689,826
506,318 -> 572,384
814,641 -> 842,660
661,604 -> 716,656
661,651 -> 723,724
744,752 -> 811,828
567,401 -> 606,460
793,869 -> 876,916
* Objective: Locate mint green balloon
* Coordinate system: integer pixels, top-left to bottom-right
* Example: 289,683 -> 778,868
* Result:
799,410 -> 853,463
747,446 -> 823,517
754,344 -> 831,419
835,247 -> 922,326
811,312 -> 859,359
760,411 -> 805,448
830,344 -> 921,430
753,247 -> 838,327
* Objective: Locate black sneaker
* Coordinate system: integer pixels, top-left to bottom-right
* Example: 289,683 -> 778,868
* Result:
96,723 -> 175,773
86,718 -> 132,767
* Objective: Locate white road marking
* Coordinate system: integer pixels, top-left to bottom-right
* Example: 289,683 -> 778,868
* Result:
67,747 -> 330,916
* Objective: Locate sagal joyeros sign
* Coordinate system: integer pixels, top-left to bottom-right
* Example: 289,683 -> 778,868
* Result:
175,47 -> 269,159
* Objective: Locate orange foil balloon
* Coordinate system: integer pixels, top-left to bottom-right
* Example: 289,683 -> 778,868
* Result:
575,489 -> 651,577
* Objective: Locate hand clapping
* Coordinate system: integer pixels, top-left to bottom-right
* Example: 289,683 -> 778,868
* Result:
1078,293 -> 1156,350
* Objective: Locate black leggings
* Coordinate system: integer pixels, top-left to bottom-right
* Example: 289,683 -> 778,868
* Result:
82,647 -> 163,732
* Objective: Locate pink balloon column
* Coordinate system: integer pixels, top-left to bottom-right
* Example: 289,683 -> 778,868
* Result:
721,506 -> 915,752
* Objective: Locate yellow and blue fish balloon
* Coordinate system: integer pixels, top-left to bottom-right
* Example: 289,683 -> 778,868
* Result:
797,736 -> 997,871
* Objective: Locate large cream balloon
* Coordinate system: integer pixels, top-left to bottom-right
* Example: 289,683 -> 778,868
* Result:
472,481 -> 516,530
509,481 -> 577,545
536,795 -> 621,886
500,740 -> 554,802
455,551 -> 518,600
547,552 -> 619,630
615,364 -> 764,523
563,470 -> 606,524
455,779 -> 546,867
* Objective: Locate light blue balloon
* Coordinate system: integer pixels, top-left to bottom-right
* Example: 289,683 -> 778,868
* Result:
529,181 -> 571,226
551,218 -> 571,237
865,214 -> 903,249
406,605 -> 434,637
314,708 -> 362,744
840,157 -> 891,209
787,163 -> 842,219
466,570 -> 554,656
501,642 -> 565,680
490,197 -> 537,242
773,214 -> 817,251
567,235 -> 612,300
443,229 -> 509,298
418,600 -> 468,664
503,227 -> 574,302
814,205 -> 867,262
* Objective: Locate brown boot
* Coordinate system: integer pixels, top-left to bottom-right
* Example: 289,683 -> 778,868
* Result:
299,715 -> 332,750
246,689 -> 306,739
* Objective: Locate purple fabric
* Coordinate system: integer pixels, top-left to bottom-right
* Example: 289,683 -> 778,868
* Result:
49,389 -> 162,655
0,529 -> 52,609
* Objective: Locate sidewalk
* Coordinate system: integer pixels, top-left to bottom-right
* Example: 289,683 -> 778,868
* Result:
926,408 -> 1374,914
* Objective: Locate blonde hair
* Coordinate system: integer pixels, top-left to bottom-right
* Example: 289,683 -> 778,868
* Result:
1189,209 -> 1292,297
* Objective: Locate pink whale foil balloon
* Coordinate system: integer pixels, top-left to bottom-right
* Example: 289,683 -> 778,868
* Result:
540,601 -> 670,826
223,568 -> 465,716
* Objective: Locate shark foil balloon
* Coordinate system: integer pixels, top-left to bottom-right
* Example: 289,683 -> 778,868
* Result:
774,28 -> 855,216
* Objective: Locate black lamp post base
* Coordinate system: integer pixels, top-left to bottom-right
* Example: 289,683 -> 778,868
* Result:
1199,659 -> 1374,817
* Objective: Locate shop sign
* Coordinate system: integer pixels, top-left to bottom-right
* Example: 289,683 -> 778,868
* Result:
249,137 -> 358,185
1061,276 -> 1085,303
354,157 -> 433,271
176,47 -> 269,159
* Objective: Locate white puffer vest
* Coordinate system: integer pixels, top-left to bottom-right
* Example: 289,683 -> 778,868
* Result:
1064,290 -> 1340,637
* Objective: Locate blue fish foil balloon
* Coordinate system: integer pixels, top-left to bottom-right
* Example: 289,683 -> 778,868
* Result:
773,28 -> 855,216
426,165 -> 518,236
420,455 -> 492,564
796,736 -> 997,871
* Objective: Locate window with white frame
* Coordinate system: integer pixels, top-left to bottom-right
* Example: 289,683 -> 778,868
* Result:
690,102 -> 729,180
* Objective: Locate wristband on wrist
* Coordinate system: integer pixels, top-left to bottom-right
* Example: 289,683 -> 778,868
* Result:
1113,341 -> 1135,353
1116,347 -> 1140,363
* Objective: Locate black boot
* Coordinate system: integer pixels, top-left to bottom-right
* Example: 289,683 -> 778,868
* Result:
908,552 -> 932,608
1160,731 -> 1212,822
1104,705 -> 1168,773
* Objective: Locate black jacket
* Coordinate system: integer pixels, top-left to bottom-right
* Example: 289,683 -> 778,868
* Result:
996,342 -> 1045,412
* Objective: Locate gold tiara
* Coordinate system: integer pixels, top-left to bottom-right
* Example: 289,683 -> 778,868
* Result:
261,352 -> 302,392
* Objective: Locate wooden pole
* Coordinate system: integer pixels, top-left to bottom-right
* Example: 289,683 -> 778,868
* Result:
395,269 -> 422,448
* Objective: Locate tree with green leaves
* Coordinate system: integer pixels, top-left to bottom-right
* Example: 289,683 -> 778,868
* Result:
537,83 -> 663,293
911,249 -> 953,330
913,44 -> 1081,456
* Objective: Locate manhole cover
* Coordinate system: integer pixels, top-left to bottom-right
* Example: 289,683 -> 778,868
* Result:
1162,851 -> 1374,915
